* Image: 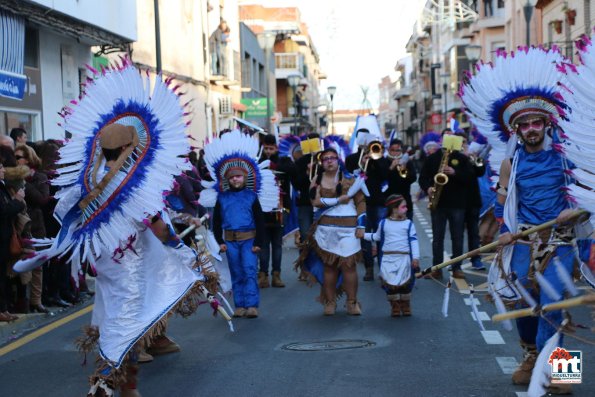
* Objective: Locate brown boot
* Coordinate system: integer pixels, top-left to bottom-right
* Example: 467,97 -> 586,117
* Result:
423,270 -> 443,280
400,296 -> 411,316
547,383 -> 573,395
120,364 -> 142,397
258,272 -> 270,288
323,301 -> 336,316
387,295 -> 401,317
246,307 -> 259,318
346,300 -> 362,315
511,342 -> 537,385
137,349 -> 154,364
233,307 -> 247,318
271,271 -> 285,288
146,335 -> 180,356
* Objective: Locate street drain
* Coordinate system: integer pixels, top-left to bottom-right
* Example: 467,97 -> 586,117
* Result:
282,339 -> 376,351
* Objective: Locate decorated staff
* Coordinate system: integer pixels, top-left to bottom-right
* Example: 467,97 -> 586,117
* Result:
12,58 -> 211,396
459,45 -> 593,394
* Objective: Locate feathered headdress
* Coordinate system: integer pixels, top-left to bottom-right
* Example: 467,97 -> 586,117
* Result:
278,135 -> 304,159
419,131 -> 441,155
324,135 -> 351,164
459,46 -> 568,174
556,32 -> 595,228
14,58 -> 191,275
199,130 -> 279,211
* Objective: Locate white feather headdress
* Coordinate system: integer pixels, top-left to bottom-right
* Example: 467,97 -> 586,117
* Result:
199,129 -> 279,211
14,58 -> 191,276
459,46 -> 569,175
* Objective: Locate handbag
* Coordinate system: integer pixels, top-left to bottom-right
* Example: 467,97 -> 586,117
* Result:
9,224 -> 23,258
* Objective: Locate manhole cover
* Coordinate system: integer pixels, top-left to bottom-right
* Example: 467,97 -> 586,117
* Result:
282,339 -> 376,351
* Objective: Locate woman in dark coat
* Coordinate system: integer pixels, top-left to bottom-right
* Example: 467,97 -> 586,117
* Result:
15,144 -> 50,312
0,154 -> 26,321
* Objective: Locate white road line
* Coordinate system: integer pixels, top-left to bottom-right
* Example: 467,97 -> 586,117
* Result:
464,297 -> 481,306
496,357 -> 519,375
515,393 -> 529,397
424,229 -> 432,235
470,311 -> 490,322
481,330 -> 506,345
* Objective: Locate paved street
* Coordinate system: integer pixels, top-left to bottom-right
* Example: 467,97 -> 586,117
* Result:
0,201 -> 593,397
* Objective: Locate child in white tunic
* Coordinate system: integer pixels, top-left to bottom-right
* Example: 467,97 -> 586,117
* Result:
363,195 -> 420,316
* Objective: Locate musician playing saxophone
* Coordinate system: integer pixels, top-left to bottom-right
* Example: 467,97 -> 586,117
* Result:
418,129 -> 474,280
385,139 -> 417,220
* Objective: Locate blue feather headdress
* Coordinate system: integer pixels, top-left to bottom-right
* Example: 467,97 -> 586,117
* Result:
459,46 -> 569,174
14,58 -> 192,277
419,131 -> 441,154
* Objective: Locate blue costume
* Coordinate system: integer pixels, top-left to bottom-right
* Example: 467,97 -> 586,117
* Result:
213,188 -> 264,309
501,148 -> 575,351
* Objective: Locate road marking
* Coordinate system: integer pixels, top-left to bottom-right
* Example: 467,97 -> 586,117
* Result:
516,393 -> 528,397
0,304 -> 94,357
470,311 -> 490,322
464,297 -> 481,306
481,330 -> 506,344
496,357 -> 519,374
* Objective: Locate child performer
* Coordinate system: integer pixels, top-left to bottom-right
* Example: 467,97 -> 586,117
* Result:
213,167 -> 265,319
363,195 -> 420,316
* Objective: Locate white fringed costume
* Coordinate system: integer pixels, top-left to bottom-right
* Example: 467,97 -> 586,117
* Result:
12,59 -> 212,395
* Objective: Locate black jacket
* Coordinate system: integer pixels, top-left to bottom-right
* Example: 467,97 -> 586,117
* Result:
292,153 -> 314,207
0,181 -> 26,263
385,160 -> 417,209
419,149 -> 474,209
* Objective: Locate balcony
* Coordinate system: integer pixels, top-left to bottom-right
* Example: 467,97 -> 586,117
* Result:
274,52 -> 305,79
393,86 -> 413,100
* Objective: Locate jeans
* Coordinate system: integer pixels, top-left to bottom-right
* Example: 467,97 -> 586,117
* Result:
362,205 -> 386,269
430,207 -> 466,271
297,205 -> 313,241
226,238 -> 259,308
465,207 -> 481,263
259,225 -> 283,274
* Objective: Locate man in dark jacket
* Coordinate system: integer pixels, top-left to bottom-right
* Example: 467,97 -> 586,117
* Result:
384,139 -> 417,220
419,131 -> 474,279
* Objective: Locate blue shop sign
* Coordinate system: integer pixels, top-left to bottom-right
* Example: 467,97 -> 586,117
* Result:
0,70 -> 27,100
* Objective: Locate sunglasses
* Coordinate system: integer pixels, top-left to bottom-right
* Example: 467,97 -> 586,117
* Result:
517,118 -> 545,133
321,156 -> 338,163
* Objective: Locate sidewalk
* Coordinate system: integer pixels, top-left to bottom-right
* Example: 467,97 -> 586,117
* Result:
0,281 -> 95,348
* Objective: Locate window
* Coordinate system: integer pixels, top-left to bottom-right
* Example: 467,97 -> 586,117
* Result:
24,26 -> 39,68
0,109 -> 39,139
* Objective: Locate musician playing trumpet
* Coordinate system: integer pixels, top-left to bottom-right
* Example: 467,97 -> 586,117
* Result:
385,139 -> 417,220
345,128 -> 390,282
419,129 -> 475,280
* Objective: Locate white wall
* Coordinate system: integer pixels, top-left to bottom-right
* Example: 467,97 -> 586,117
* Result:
39,29 -> 92,140
29,0 -> 137,41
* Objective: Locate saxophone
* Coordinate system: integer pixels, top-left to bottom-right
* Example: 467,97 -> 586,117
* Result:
428,149 -> 451,211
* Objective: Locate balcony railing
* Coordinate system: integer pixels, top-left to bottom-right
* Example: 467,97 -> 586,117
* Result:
274,52 -> 305,79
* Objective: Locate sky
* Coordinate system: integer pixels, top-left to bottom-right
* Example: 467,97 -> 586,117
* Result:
243,0 -> 427,110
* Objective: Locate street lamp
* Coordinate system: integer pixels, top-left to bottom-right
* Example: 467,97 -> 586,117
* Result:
464,44 -> 482,71
523,0 -> 539,46
440,73 -> 450,129
257,32 -> 276,134
327,85 -> 337,135
287,74 -> 301,135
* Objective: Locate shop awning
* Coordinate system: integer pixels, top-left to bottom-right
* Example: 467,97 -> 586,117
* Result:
0,10 -> 26,100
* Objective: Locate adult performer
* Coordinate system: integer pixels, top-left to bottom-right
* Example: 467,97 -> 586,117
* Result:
13,59 -> 211,396
460,46 -> 586,393
296,145 -> 367,315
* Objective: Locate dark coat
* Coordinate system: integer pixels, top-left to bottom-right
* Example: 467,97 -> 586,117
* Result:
25,171 -> 49,238
0,181 -> 26,263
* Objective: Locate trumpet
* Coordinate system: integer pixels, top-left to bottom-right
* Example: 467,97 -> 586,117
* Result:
358,141 -> 384,172
470,155 -> 484,167
397,164 -> 408,178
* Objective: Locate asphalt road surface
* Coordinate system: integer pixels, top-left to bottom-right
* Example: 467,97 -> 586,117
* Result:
0,202 -> 593,396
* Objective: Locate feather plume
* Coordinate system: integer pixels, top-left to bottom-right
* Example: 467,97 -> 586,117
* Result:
553,256 -> 579,297
489,285 -> 514,331
528,331 -> 560,397
535,271 -> 563,301
441,280 -> 451,318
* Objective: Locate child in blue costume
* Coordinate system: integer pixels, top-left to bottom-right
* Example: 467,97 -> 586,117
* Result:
213,167 -> 264,318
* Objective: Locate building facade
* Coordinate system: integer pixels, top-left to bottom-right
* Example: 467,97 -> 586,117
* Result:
0,0 -> 136,140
